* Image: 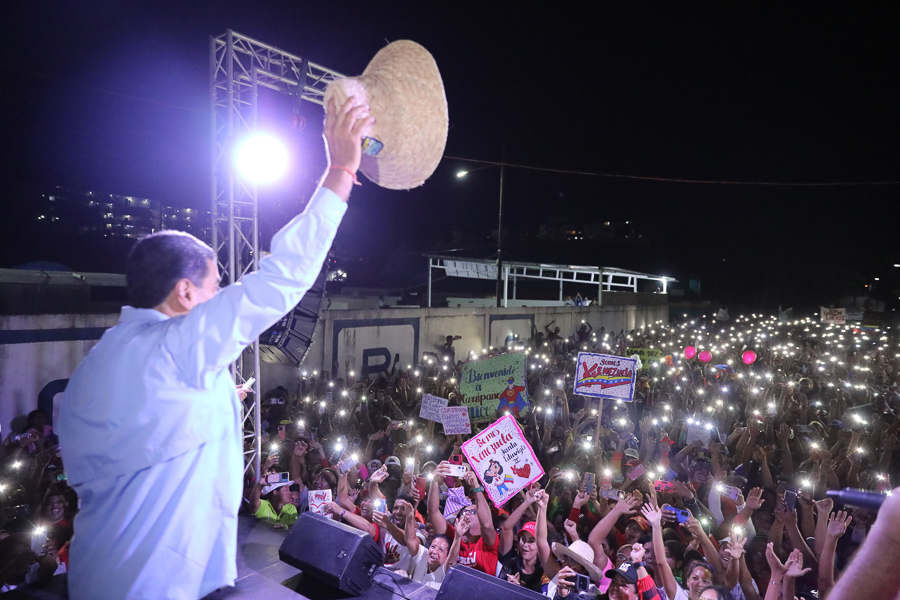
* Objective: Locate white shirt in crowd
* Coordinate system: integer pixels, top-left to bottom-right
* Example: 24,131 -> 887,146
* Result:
58,187 -> 346,600
406,545 -> 447,590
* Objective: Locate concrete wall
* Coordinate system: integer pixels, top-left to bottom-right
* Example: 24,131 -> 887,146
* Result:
0,313 -> 119,436
0,297 -> 667,434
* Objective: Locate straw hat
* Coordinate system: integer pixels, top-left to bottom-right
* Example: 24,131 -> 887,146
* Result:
552,540 -> 604,582
324,40 -> 448,190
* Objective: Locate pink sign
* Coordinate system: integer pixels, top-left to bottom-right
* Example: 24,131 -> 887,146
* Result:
461,415 -> 544,507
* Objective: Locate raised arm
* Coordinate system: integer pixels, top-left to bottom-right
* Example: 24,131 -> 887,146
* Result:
428,461 -> 451,535
163,98 -> 370,381
818,510 -> 852,597
643,503 -> 679,600
465,470 -> 496,546
534,490 -> 560,579
500,488 -> 536,555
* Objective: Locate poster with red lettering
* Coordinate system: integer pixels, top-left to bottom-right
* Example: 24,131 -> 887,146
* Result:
574,352 -> 637,401
461,415 -> 543,507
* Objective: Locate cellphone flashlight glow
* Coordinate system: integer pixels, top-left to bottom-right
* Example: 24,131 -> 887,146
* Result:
416,435 -> 423,443
328,381 -> 334,387
618,418 -> 627,426
334,443 -> 343,452
406,457 -> 415,466
416,388 -> 423,393
270,445 -> 279,453
732,525 -> 744,536
604,469 -> 612,477
351,454 -> 359,462
425,445 -> 433,452
716,483 -> 724,492
427,473 -> 435,480
341,390 -> 348,397
801,479 -> 811,488
338,409 -> 346,416
12,461 -> 21,469
320,401 -> 326,408
33,526 -> 46,536
349,370 -> 355,377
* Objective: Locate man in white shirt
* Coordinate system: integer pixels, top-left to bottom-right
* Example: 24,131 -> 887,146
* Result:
57,97 -> 373,600
384,500 -> 449,591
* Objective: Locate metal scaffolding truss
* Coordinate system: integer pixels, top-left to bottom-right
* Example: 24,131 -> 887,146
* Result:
426,255 -> 676,307
210,29 -> 344,478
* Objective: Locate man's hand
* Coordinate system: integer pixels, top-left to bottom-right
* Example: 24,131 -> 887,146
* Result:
464,470 -> 479,489
322,97 -> 375,197
555,566 -> 577,596
614,493 -> 642,516
684,516 -> 706,539
815,496 -> 834,517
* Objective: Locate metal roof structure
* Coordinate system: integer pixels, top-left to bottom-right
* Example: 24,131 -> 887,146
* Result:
425,255 -> 676,307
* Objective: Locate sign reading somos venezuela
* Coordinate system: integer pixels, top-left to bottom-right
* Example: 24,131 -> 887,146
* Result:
574,352 -> 637,401
461,415 -> 544,507
460,352 -> 527,424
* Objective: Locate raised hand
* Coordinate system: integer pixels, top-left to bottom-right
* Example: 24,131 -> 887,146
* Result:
745,487 -> 764,510
371,465 -> 389,483
727,528 -> 747,560
630,542 -> 646,563
639,417 -> 653,434
615,493 -> 642,516
814,496 -> 834,516
752,446 -> 766,463
563,519 -> 578,540
777,423 -> 791,444
641,503 -> 663,528
573,491 -> 589,509
507,572 -> 522,586
765,542 -> 788,579
784,548 -> 812,579
455,515 -> 471,536
827,510 -> 852,538
684,516 -> 705,539
464,470 -> 479,489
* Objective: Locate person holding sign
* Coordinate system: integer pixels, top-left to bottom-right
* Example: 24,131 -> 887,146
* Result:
429,461 -> 499,575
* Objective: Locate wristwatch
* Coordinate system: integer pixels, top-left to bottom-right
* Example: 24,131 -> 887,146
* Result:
634,561 -> 647,568
472,486 -> 485,494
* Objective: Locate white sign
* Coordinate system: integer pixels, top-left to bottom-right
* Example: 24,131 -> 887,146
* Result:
419,394 -> 449,422
440,406 -> 472,435
821,307 -> 846,325
685,423 -> 715,448
309,489 -> 332,515
573,352 -> 638,401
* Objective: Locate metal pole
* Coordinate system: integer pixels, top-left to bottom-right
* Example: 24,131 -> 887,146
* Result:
598,271 -> 603,306
503,265 -> 509,308
496,155 -> 504,308
427,258 -> 432,307
209,36 -> 218,261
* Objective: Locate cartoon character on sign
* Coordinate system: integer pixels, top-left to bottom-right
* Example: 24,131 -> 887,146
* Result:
483,459 -> 515,495
496,377 -> 527,417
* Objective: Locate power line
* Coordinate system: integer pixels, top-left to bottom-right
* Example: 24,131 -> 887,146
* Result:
445,155 -> 900,187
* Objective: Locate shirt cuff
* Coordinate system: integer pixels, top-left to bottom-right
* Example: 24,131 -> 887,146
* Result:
305,186 -> 348,224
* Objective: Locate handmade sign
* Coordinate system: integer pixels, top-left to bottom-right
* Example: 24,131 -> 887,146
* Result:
460,352 -> 528,423
626,348 -> 662,369
440,406 -> 471,435
573,352 -> 637,401
821,307 -> 846,325
461,415 -> 543,507
309,489 -> 332,515
685,423 -> 716,448
419,394 -> 449,422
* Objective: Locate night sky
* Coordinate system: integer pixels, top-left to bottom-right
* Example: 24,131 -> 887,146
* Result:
1,3 -> 898,310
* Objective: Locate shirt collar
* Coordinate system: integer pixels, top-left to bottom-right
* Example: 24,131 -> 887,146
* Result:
119,306 -> 171,324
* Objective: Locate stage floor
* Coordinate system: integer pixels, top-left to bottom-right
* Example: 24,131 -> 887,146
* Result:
6,515 -> 437,600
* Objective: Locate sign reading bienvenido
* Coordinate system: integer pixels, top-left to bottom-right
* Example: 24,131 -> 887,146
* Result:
460,352 -> 527,423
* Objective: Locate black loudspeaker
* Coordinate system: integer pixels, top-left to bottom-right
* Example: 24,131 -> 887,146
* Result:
436,566 -> 547,600
259,267 -> 326,366
279,512 -> 383,595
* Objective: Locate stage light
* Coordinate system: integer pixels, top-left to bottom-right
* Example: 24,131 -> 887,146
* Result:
456,171 -> 468,177
235,134 -> 289,183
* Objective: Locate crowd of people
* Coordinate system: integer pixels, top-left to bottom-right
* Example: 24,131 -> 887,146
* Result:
245,313 -> 900,600
2,313 -> 900,599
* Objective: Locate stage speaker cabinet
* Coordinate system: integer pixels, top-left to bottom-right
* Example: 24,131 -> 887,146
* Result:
259,267 -> 327,366
437,566 -> 547,600
279,512 -> 383,595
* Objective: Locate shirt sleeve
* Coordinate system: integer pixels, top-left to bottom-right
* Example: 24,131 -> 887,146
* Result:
637,574 -> 661,600
163,187 -> 347,385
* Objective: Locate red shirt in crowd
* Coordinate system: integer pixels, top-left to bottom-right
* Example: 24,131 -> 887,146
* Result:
447,528 -> 500,575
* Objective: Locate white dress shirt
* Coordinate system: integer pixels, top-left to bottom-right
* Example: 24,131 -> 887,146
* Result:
58,187 -> 346,600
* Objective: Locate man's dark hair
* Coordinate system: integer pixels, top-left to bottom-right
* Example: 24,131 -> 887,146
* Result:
126,231 -> 215,309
